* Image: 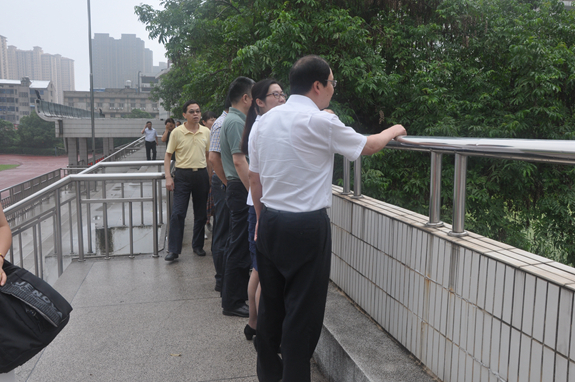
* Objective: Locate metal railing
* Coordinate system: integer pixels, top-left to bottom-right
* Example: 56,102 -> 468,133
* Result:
342,136 -> 575,236
3,162 -> 168,283
0,169 -> 72,209
35,99 -> 104,120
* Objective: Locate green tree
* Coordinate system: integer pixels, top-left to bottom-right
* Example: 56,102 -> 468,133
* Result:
0,120 -> 18,147
122,108 -> 153,119
136,0 -> 575,264
17,112 -> 62,149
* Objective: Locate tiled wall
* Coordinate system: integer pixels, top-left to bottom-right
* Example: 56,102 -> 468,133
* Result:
329,186 -> 575,382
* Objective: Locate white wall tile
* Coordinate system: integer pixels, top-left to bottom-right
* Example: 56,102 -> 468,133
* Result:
542,346 -> 555,382
569,361 -> 575,382
523,273 -> 537,335
482,315 -> 493,367
468,305 -> 477,356
438,334 -> 446,381
440,288 -> 449,336
544,283 -> 560,349
499,322 -> 510,380
529,340 -> 543,382
556,353 -> 568,382
490,318 -> 501,374
463,249 -> 472,300
447,292 -> 455,341
432,329 -> 440,376
459,347 -> 467,382
508,328 -> 521,382
460,300 -> 469,350
503,265 -> 515,325
465,353 -> 474,382
477,257 -> 489,310
443,242 -> 452,288
456,246 -> 466,295
453,296 -> 462,346
481,367 -> 490,382
473,360 -> 481,382
557,288 -> 573,358
533,278 -> 548,343
469,252 -> 481,305
474,308 -> 484,359
492,263 -> 505,319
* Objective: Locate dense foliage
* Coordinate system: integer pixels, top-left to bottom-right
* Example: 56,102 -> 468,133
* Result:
0,113 -> 64,155
136,0 -> 575,264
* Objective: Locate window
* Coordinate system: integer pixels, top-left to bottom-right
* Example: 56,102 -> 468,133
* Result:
69,103 -> 74,107
0,89 -> 15,94
139,104 -> 146,108
21,111 -> 29,116
20,102 -> 28,106
118,103 -> 124,108
97,103 -> 103,107
109,103 -> 115,107
19,92 -> 28,98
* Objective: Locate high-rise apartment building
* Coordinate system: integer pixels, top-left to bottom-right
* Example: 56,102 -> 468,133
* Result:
0,37 -> 75,104
92,33 -> 153,89
0,35 -> 8,79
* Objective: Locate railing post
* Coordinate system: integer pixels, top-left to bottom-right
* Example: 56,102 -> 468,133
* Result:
352,156 -> 362,199
86,180 -> 94,254
152,179 -> 159,258
129,202 -> 134,258
55,189 -> 64,276
103,180 -> 110,259
449,154 -> 468,237
426,152 -> 444,227
75,182 -> 85,261
342,157 -> 351,195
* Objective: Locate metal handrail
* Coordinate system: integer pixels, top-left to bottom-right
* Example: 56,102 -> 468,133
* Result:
0,169 -> 69,209
4,168 -> 168,282
344,136 -> 575,236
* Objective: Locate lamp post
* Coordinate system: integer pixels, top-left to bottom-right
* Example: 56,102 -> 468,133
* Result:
87,0 -> 95,165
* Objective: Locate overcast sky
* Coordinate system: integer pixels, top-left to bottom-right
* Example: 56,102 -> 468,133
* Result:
1,0 -> 167,91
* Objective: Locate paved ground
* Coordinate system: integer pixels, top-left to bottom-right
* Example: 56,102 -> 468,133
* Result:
0,154 -> 68,190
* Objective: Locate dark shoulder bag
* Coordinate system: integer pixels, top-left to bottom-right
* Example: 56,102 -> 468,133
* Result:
0,260 -> 73,373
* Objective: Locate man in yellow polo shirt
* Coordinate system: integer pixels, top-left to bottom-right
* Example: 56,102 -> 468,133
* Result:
164,100 -> 212,261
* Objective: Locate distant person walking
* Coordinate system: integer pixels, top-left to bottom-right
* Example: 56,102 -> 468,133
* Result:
141,121 -> 158,160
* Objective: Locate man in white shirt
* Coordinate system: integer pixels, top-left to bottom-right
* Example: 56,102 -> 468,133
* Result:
249,55 -> 406,382
141,121 -> 158,160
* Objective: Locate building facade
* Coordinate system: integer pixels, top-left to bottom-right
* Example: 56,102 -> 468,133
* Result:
92,34 -> 154,89
0,77 -> 55,124
64,87 -> 162,119
0,37 -> 74,104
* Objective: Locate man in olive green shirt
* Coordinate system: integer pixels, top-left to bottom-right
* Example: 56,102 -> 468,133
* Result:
219,76 -> 254,317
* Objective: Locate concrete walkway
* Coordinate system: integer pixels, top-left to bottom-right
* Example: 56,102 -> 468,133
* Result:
10,143 -> 436,382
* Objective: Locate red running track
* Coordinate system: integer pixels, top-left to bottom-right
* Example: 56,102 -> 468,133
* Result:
0,154 -> 69,190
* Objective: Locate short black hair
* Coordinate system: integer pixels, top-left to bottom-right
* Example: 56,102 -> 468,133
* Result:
224,93 -> 232,110
227,77 -> 255,105
201,111 -> 217,123
146,121 -> 152,125
182,100 -> 200,114
165,117 -> 175,125
289,55 -> 331,95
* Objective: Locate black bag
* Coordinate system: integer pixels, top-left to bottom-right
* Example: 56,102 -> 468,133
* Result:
0,260 -> 73,373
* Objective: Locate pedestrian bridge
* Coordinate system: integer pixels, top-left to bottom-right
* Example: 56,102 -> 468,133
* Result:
3,136 -> 575,381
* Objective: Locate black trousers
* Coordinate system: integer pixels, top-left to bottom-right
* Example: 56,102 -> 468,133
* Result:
255,207 -> 331,382
168,168 -> 209,254
221,180 -> 251,310
145,141 -> 156,160
211,173 -> 230,289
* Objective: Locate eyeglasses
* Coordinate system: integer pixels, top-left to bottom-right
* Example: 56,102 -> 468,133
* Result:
187,109 -> 201,114
265,92 -> 287,100
327,79 -> 337,88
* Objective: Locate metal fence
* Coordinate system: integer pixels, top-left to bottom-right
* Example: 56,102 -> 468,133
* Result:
0,169 -> 70,209
3,162 -> 168,284
341,136 -> 575,236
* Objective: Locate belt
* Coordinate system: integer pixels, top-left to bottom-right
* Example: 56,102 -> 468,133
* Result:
263,205 -> 326,215
175,167 -> 206,172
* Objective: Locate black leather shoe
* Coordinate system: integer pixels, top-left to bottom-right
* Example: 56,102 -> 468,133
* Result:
165,252 -> 179,261
244,324 -> 256,340
223,304 -> 249,317
193,248 -> 206,257
215,283 -> 222,292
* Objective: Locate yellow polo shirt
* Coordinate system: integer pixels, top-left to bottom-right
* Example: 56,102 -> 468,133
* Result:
166,124 -> 210,168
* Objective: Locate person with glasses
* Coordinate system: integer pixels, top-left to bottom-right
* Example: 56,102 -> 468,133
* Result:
249,55 -> 406,381
239,79 -> 286,342
164,100 -> 212,261
219,76 -> 255,318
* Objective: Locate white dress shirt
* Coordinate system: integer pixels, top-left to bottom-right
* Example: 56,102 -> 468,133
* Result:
249,94 -> 367,212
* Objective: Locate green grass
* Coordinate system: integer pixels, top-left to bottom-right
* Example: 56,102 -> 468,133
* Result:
0,164 -> 19,171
